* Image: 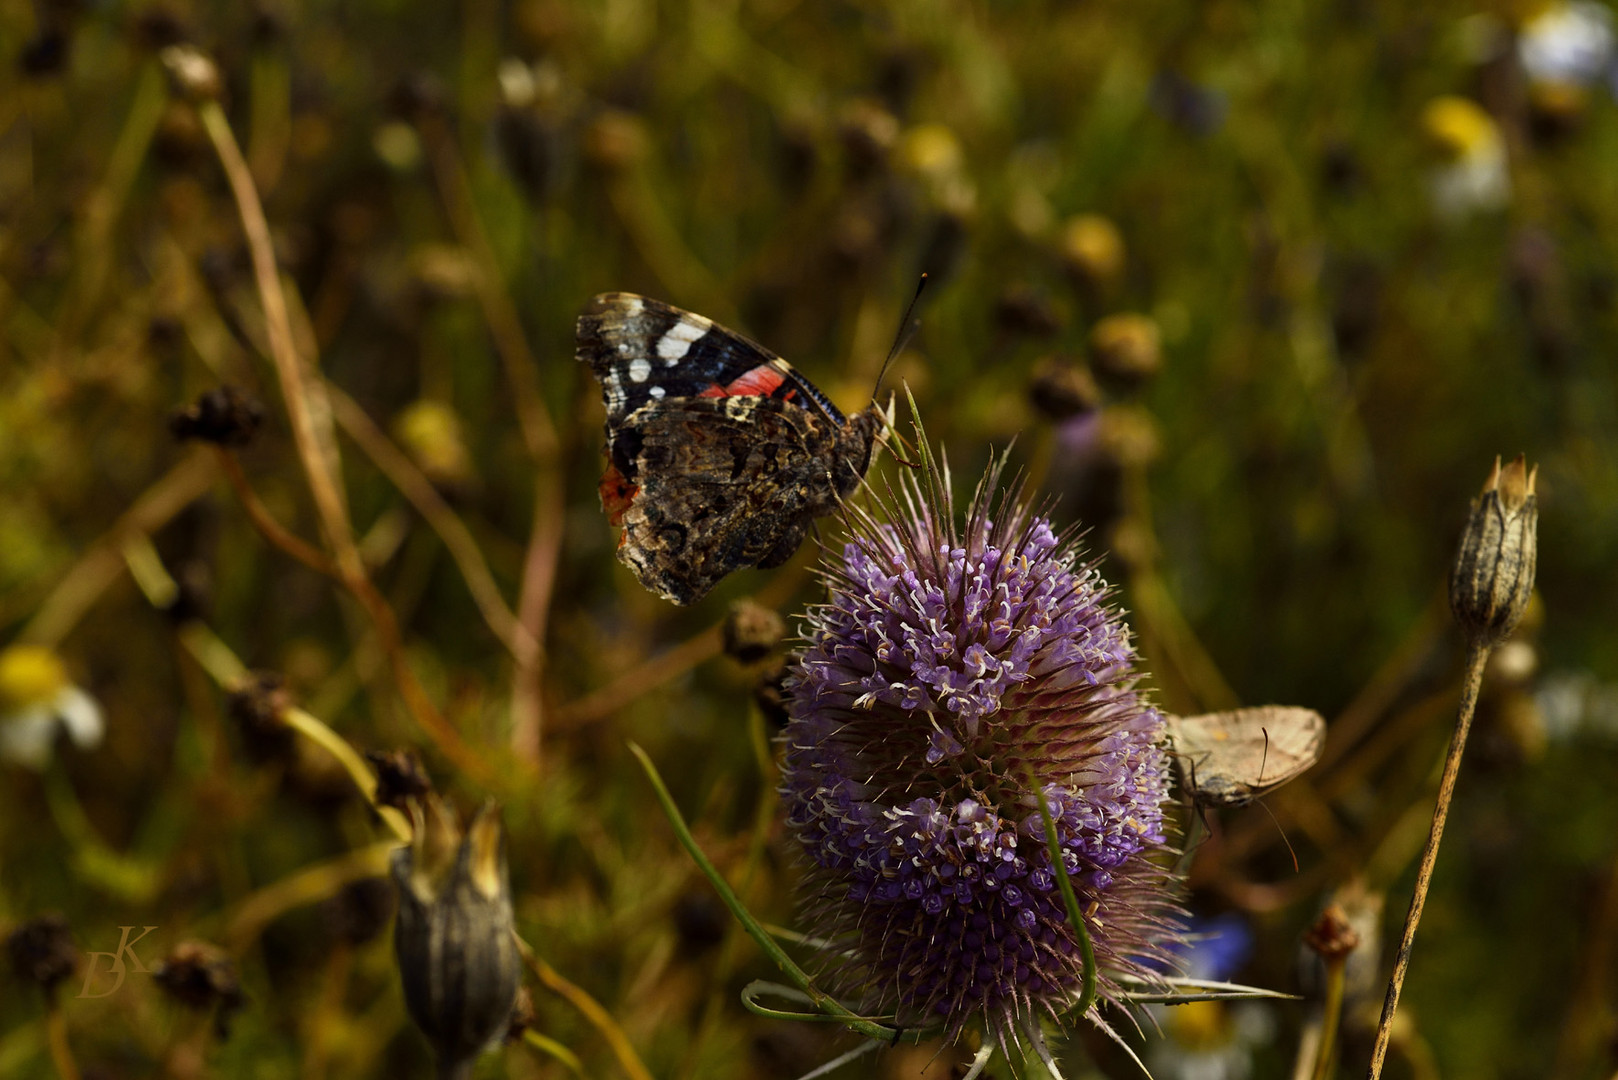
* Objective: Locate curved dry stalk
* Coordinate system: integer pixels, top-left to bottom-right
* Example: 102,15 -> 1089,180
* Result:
22,448 -> 217,647
324,384 -> 533,659
552,626 -> 724,730
214,450 -> 337,577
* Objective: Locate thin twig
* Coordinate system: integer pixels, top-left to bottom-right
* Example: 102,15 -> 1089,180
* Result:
1367,642 -> 1489,1079
552,627 -> 724,730
524,948 -> 657,1080
324,384 -> 533,659
416,111 -> 564,766
22,448 -> 217,647
214,450 -> 337,577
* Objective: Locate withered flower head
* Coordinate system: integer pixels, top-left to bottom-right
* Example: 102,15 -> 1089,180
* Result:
1450,455 -> 1539,648
152,941 -> 246,1037
366,747 -> 432,812
7,914 -> 78,991
780,451 -> 1183,1051
168,386 -> 264,447
392,798 -> 520,1078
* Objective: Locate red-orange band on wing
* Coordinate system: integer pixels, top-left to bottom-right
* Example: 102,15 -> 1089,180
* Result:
599,464 -> 639,527
697,364 -> 787,399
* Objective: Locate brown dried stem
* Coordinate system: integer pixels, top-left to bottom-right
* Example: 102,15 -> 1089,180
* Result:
323,384 -> 533,660
214,450 -> 336,578
551,626 -> 724,731
1366,642 -> 1489,1079
198,98 -> 491,783
417,112 -> 563,765
22,448 -> 218,647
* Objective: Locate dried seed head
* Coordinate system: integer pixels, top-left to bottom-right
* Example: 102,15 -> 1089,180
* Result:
392,799 -> 520,1076
366,747 -> 433,812
152,941 -> 246,1036
169,386 -> 264,447
1450,455 -> 1539,648
722,599 -> 786,664
1027,356 -> 1101,423
227,671 -> 296,764
1302,903 -> 1360,963
7,914 -> 78,991
159,45 -> 221,102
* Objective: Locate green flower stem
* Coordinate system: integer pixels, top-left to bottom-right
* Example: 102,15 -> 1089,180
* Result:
1034,782 -> 1098,1018
1311,953 -> 1349,1080
521,1030 -> 586,1078
629,742 -> 907,1043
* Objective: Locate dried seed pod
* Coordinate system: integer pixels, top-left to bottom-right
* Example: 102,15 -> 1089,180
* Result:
393,799 -> 520,1078
1450,455 -> 1539,649
1303,903 -> 1361,963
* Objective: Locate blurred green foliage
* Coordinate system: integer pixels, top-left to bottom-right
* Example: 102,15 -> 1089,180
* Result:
2,1 -> 1618,1078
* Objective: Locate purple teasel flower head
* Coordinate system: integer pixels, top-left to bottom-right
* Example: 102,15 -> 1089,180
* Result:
780,450 -> 1185,1055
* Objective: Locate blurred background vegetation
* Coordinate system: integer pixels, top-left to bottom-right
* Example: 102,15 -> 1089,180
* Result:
2,0 -> 1616,1077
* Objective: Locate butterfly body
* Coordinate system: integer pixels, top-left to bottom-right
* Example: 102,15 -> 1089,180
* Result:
577,293 -> 882,605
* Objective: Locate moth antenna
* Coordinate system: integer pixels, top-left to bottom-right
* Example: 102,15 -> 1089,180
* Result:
1258,727 -> 1272,784
872,273 -> 928,400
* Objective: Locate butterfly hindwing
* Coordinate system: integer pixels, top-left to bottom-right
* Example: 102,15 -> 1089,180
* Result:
577,292 -> 882,605
608,397 -> 842,605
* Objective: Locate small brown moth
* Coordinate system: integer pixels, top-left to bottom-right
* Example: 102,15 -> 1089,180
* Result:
1164,705 -> 1326,808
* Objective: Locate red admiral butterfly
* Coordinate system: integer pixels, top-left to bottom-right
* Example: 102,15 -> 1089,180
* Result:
577,293 -> 884,605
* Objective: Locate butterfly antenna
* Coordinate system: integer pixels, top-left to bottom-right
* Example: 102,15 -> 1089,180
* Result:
873,273 -> 928,400
1257,797 -> 1301,874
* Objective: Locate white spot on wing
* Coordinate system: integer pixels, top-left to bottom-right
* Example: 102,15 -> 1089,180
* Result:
649,385 -> 666,399
623,297 -> 644,317
629,357 -> 652,383
656,317 -> 711,364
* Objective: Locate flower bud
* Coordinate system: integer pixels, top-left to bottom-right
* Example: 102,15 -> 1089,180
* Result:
392,799 -> 520,1078
1450,455 -> 1539,648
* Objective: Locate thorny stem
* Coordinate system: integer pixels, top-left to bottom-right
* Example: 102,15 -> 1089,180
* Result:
1367,642 -> 1490,1079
